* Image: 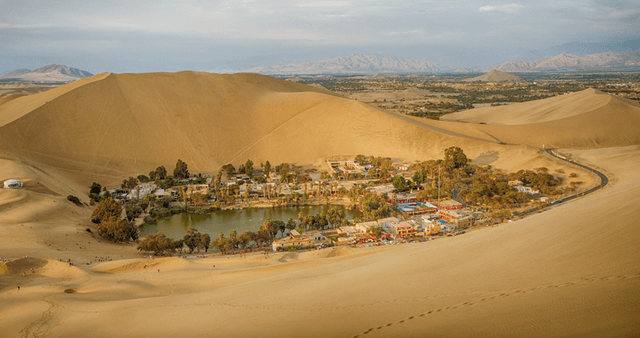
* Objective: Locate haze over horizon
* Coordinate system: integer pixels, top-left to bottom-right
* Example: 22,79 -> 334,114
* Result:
1,0 -> 638,74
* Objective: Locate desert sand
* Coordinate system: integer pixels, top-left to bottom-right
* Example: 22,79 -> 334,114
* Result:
463,69 -> 524,82
0,72 -> 639,337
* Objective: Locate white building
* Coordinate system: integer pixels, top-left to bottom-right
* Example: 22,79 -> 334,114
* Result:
440,223 -> 457,233
515,186 -> 540,195
337,225 -> 359,237
377,217 -> 400,229
355,221 -> 379,234
3,179 -> 23,189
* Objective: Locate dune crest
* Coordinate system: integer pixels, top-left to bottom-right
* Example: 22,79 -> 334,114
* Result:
0,71 -> 516,187
441,88 -> 615,125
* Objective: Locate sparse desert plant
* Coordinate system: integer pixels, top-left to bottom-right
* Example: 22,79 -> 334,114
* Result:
67,195 -> 83,206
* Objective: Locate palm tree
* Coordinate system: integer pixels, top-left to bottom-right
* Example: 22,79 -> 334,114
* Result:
262,219 -> 273,241
229,229 -> 238,250
179,186 -> 187,206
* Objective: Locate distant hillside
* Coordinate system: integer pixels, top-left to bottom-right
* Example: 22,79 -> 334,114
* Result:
1,69 -> 31,78
516,37 -> 640,60
464,69 -> 524,82
453,68 -> 475,73
494,50 -> 640,72
0,64 -> 93,82
245,54 -> 442,75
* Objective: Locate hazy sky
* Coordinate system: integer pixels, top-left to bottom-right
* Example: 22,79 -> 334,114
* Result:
1,0 -> 638,73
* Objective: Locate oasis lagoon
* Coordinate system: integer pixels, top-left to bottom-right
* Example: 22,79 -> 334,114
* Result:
139,205 -> 361,239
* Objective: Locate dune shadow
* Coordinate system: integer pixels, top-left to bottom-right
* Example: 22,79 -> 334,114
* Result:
472,151 -> 500,166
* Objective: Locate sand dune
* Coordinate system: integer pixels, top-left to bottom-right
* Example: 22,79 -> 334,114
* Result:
0,93 -> 28,107
463,69 -> 524,82
0,72 -> 639,337
2,74 -> 634,190
0,257 -> 47,275
1,147 -> 637,337
437,88 -> 640,149
442,88 -> 613,125
0,71 -> 537,188
92,257 -> 190,273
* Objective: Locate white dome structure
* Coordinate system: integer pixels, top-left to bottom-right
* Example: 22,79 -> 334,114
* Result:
3,179 -> 23,189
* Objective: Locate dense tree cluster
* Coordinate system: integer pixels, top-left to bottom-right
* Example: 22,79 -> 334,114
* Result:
97,216 -> 138,242
392,175 -> 417,192
121,176 -> 138,190
137,233 -> 174,255
183,228 -> 210,253
239,159 -> 254,177
155,165 -> 168,180
507,170 -> 563,195
296,207 -> 347,230
125,205 -> 144,221
89,182 -> 102,203
404,147 -> 566,210
137,229 -> 212,255
91,197 -> 122,224
91,197 -> 138,242
359,192 -> 391,220
443,146 -> 468,171
173,159 -> 190,179
262,161 -> 271,177
458,173 -> 533,207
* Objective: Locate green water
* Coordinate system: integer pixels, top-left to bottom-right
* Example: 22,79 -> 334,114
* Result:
139,205 -> 360,240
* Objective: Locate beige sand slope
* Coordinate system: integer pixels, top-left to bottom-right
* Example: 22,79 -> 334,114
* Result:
438,88 -> 640,149
0,146 -> 638,338
0,71 -> 536,188
1,74 -> 635,188
0,72 -> 639,337
442,88 -> 614,125
463,69 -> 524,82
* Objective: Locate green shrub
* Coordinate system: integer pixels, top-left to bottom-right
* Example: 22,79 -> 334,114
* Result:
170,206 -> 185,215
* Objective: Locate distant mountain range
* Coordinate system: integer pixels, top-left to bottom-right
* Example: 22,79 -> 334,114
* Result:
1,64 -> 93,82
516,38 -> 640,61
245,49 -> 640,75
5,50 -> 639,81
492,50 -> 640,72
245,54 -> 442,75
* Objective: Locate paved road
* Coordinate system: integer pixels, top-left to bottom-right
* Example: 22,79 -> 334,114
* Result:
545,148 -> 608,202
518,148 -> 608,217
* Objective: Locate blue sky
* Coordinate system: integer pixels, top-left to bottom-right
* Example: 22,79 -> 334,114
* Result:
1,0 -> 638,73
